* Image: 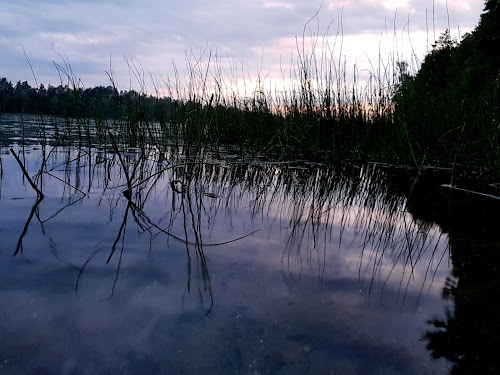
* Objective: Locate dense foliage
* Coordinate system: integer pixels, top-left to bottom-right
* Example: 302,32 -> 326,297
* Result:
393,0 -> 500,173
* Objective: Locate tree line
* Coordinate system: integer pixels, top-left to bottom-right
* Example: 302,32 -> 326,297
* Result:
0,78 -> 176,122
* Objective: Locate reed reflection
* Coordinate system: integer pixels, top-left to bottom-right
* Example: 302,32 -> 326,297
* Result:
215,162 -> 448,305
5,131 -> 452,315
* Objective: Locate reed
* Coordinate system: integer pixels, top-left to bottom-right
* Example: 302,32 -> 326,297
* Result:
97,26 -> 495,178
3,14 -> 498,182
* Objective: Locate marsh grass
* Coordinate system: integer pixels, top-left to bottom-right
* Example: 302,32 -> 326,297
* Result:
6,16 -> 498,180
80,29 -> 495,178
159,37 -> 398,163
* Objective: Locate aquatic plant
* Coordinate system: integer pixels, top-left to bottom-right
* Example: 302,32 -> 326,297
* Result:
1,4 -> 499,182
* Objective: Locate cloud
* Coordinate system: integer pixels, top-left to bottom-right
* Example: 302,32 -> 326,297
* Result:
0,0 -> 485,90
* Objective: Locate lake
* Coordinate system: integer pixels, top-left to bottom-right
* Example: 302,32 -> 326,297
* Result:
1,113 -> 499,374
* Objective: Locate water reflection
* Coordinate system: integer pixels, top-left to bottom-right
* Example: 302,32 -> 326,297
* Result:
404,174 -> 500,374
7,146 -> 445,299
1,115 -> 495,373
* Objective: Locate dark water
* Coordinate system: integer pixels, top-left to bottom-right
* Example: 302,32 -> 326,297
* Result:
1,114 -> 499,374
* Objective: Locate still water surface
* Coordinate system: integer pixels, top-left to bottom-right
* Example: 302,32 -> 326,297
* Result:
0,114 -> 497,374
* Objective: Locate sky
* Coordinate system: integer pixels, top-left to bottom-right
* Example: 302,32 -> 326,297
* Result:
0,0 -> 486,96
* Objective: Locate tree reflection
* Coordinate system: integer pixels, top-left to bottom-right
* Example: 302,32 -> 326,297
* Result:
406,174 -> 500,374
